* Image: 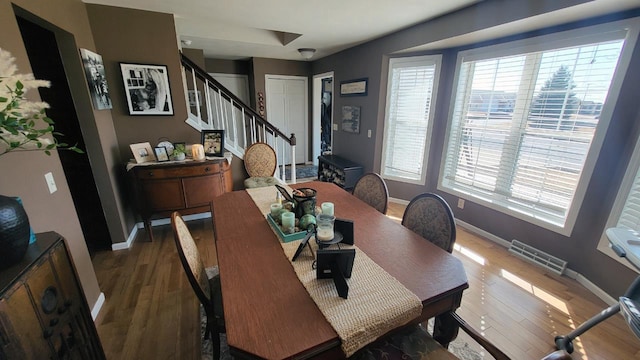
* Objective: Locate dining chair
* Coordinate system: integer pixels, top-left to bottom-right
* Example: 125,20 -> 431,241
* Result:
243,142 -> 281,189
171,212 -> 225,360
351,313 -> 572,360
401,192 -> 456,253
352,172 -> 389,214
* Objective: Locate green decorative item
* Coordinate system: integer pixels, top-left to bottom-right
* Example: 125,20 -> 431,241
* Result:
298,214 -> 316,230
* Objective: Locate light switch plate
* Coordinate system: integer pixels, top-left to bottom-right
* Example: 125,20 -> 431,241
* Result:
45,172 -> 57,194
367,129 -> 372,138
333,123 -> 338,131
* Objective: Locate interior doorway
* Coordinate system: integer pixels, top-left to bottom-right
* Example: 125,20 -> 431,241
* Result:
16,15 -> 112,253
312,72 -> 334,166
265,75 -> 308,164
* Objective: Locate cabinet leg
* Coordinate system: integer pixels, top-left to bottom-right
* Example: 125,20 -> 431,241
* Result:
144,219 -> 154,242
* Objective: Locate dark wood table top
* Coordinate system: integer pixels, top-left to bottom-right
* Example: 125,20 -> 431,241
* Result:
212,181 -> 468,359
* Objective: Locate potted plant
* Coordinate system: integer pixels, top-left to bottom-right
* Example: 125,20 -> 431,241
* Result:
0,48 -> 82,156
172,143 -> 186,161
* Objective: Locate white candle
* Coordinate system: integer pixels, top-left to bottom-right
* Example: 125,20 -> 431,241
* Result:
317,228 -> 334,241
321,202 -> 334,216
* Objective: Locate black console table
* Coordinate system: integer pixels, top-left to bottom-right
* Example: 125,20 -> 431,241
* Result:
317,155 -> 364,190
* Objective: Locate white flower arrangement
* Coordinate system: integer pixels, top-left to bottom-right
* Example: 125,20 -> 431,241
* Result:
0,48 -> 81,156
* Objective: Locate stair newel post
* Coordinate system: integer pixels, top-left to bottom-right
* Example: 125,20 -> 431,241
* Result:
290,133 -> 297,184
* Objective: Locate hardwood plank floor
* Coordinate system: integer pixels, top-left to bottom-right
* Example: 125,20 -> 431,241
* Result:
92,202 -> 640,359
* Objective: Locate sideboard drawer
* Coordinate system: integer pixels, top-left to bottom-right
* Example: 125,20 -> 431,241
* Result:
134,162 -> 222,179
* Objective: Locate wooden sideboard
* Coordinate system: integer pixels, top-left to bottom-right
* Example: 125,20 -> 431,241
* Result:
0,232 -> 105,359
130,159 -> 232,241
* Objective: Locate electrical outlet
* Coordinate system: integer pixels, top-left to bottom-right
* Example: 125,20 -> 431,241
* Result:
367,129 -> 372,138
332,123 -> 338,131
457,198 -> 465,209
45,172 -> 57,194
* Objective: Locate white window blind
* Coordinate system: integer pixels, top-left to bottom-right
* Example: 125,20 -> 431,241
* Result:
441,32 -> 627,231
381,55 -> 441,184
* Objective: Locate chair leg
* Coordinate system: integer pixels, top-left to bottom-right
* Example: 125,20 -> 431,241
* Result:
212,327 -> 221,360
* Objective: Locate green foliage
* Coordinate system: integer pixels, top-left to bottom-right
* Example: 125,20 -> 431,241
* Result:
0,49 -> 83,157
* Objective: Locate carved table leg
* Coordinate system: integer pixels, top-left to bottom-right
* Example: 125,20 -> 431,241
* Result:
433,311 -> 460,348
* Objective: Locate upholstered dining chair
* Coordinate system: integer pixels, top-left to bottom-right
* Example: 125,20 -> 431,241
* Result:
243,142 -> 281,189
401,192 -> 456,253
351,313 -> 572,360
352,173 -> 389,214
171,212 -> 225,360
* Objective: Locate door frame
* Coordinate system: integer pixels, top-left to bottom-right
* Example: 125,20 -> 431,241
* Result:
312,72 -> 334,166
265,74 -> 309,164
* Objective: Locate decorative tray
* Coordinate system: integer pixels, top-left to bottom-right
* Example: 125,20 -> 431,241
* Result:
266,213 -> 308,243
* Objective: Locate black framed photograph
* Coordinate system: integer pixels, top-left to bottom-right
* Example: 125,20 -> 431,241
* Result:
80,48 -> 112,110
120,63 -> 173,115
341,105 -> 361,133
340,78 -> 368,96
202,130 -> 225,157
154,146 -> 170,162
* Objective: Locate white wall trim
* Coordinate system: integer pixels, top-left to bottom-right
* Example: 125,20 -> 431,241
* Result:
453,218 -> 617,306
91,292 -> 105,321
389,197 -> 409,206
111,212 -> 212,251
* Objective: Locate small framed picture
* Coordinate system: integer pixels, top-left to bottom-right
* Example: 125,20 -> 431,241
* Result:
202,130 -> 225,157
80,48 -> 112,110
154,147 -> 170,162
129,142 -> 155,164
120,63 -> 173,116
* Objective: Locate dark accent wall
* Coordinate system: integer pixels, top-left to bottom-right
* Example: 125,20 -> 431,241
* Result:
0,0 -> 107,307
312,0 -> 640,296
205,58 -> 250,75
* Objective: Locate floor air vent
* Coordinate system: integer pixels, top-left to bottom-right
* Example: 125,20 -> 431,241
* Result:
508,239 -> 567,275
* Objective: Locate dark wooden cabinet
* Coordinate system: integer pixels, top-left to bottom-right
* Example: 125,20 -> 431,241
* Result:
130,159 -> 233,241
0,233 -> 105,359
318,155 -> 364,190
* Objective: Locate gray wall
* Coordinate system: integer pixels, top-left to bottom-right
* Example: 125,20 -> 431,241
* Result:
312,0 -> 640,297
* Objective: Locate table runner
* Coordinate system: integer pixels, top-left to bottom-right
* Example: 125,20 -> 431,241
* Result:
246,186 -> 422,357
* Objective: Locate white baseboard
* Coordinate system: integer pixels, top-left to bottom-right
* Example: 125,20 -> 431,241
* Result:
454,219 -> 616,306
111,212 -> 212,251
91,292 -> 105,321
389,197 -> 410,206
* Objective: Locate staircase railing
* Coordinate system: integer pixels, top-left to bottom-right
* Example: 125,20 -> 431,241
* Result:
179,53 -> 297,184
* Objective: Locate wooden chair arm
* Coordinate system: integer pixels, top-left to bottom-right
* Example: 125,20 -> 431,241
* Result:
451,312 -> 510,360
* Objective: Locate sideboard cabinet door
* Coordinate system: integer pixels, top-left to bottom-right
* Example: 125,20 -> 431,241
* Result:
0,233 -> 105,359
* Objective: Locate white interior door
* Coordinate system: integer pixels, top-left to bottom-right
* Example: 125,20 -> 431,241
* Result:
265,75 -> 308,165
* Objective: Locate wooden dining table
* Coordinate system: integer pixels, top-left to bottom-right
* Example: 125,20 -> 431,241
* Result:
212,181 -> 468,359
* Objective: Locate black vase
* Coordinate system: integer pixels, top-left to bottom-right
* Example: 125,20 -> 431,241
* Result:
0,195 -> 31,269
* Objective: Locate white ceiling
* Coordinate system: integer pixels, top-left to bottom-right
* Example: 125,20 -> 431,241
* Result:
83,0 -> 640,61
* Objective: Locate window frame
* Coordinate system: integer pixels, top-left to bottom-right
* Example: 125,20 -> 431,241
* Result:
437,18 -> 640,236
381,54 -> 442,185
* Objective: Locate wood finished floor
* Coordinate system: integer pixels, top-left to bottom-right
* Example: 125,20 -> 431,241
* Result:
92,202 -> 640,359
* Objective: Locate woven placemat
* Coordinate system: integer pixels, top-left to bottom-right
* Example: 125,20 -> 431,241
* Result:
246,186 -> 423,356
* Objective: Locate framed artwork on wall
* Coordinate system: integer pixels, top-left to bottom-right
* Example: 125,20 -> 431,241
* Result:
202,130 -> 225,157
341,106 -> 361,134
340,78 -> 368,96
80,48 -> 112,110
120,63 -> 173,115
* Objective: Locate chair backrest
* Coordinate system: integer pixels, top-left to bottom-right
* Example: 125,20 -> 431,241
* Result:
171,212 -> 211,307
352,173 -> 389,214
402,193 -> 456,253
244,142 -> 277,177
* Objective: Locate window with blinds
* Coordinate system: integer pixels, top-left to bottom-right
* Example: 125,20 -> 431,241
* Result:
439,24 -> 631,233
381,55 -> 441,184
